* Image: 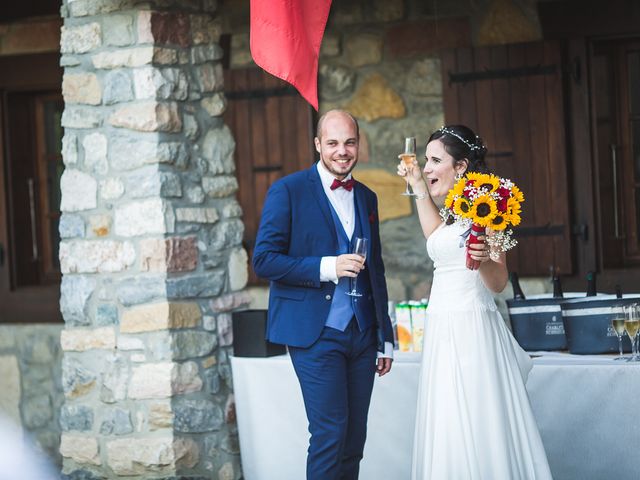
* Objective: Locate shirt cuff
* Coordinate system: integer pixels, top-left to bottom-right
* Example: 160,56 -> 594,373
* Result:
377,342 -> 394,359
320,256 -> 339,284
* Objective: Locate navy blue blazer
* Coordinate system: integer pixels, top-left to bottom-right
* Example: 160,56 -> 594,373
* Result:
253,164 -> 394,353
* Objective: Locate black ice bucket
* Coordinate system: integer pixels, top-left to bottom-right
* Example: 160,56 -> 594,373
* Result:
507,293 -> 584,351
232,309 -> 286,357
561,294 -> 640,354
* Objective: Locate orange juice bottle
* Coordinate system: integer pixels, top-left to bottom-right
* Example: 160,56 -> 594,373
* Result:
395,302 -> 413,352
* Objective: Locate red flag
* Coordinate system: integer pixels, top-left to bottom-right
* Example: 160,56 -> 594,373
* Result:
250,0 -> 332,111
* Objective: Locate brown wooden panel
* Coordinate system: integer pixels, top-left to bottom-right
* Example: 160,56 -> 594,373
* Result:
526,42 -> 555,275
440,49 -> 460,123
473,46 -> 496,168
455,47 -> 479,132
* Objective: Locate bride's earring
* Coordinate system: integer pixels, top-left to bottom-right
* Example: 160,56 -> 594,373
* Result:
455,172 -> 463,181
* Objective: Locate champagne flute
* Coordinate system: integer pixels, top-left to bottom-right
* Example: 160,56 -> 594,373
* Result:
345,237 -> 368,297
624,304 -> 640,361
610,306 -> 626,360
400,137 -> 417,196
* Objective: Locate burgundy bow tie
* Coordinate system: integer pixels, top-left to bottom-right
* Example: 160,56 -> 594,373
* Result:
330,178 -> 355,191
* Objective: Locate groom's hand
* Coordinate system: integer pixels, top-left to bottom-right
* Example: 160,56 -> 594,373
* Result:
376,358 -> 392,377
335,254 -> 365,279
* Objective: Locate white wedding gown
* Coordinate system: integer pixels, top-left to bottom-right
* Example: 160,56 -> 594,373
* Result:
412,222 -> 553,479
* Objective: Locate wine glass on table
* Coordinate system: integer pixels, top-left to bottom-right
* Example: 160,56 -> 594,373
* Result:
400,137 -> 417,196
610,306 -> 626,360
623,304 -> 640,362
345,237 -> 368,297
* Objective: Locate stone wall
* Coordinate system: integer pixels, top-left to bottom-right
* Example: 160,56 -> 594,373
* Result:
0,325 -> 64,467
221,0 -> 546,304
58,1 -> 245,478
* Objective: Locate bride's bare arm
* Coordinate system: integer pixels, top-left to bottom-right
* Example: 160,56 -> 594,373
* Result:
468,233 -> 508,292
397,160 -> 442,238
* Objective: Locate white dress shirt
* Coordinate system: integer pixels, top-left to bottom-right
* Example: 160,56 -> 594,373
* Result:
316,162 -> 393,359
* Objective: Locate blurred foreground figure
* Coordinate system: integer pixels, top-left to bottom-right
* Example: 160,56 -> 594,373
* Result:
0,414 -> 58,480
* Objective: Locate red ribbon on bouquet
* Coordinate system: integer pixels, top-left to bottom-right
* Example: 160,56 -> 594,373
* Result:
466,223 -> 485,271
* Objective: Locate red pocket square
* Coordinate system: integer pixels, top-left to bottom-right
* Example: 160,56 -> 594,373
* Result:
368,211 -> 377,224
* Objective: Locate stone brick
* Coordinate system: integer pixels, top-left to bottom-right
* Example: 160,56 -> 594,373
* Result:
218,462 -> 235,480
60,404 -> 94,432
60,55 -> 81,67
196,63 -> 223,92
171,331 -> 217,360
172,361 -> 203,395
109,101 -> 182,133
228,248 -> 248,292
386,18 -> 472,58
22,394 -> 53,429
344,33 -> 383,67
183,113 -> 199,140
59,214 -> 85,239
62,358 -> 97,399
406,58 -> 442,96
60,23 -> 101,54
60,170 -> 97,212
61,107 -> 102,129
221,201 -> 243,219
62,133 -> 78,165
201,125 -> 235,174
60,275 -> 96,326
125,167 -> 182,199
114,199 -> 174,237
202,176 -> 237,198
191,44 -> 224,64
88,214 -> 112,237
96,304 -> 118,326
175,207 -> 219,224
320,33 -> 340,57
100,354 -> 129,403
138,11 -> 191,48
110,136 -> 188,170
102,70 -> 134,105
92,47 -> 178,69
106,436 -> 198,475
59,240 -> 135,274
217,313 -> 233,347
61,327 -> 116,352
206,219 -> 244,250
82,133 -> 108,174
128,362 -> 173,399
99,177 -> 125,200
190,14 -> 220,45
210,292 -> 252,313
174,399 -> 223,433
148,402 -> 173,430
319,64 -> 356,101
99,408 -> 133,435
478,0 -> 541,46
116,275 -> 166,306
116,336 -> 144,351
63,73 -> 101,105
201,93 -> 227,117
345,74 -> 405,122
60,433 -> 101,465
120,302 -> 201,333
166,272 -> 225,300
67,0 -> 125,17
103,14 -> 134,47
140,236 -> 198,272
134,67 -> 188,101
353,169 -> 412,221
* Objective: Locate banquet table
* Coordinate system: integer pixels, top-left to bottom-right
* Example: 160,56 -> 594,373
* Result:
231,351 -> 640,480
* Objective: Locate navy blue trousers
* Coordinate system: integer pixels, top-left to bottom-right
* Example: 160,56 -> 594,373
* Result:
289,320 -> 377,480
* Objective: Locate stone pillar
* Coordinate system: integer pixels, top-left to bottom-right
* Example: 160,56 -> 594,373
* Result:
59,1 -> 247,478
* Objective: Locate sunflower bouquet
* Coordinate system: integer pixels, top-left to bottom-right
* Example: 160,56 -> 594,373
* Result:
443,172 -> 524,270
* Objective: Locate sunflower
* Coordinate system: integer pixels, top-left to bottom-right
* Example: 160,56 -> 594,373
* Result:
508,212 -> 522,226
470,194 -> 498,226
466,172 -> 489,185
453,197 -> 472,217
476,174 -> 500,193
451,177 -> 467,196
511,185 -> 525,203
506,197 -> 522,216
444,190 -> 456,209
489,213 -> 508,231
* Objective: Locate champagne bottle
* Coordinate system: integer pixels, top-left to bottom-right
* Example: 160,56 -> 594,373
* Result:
552,275 -> 564,298
510,272 -> 526,300
586,271 -> 597,297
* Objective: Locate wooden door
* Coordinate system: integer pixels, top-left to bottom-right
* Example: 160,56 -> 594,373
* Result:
223,68 -> 316,284
441,41 -> 573,276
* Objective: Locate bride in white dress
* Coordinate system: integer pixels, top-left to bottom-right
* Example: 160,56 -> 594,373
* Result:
398,125 -> 552,480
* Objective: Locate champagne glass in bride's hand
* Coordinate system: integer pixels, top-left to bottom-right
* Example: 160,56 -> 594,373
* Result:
400,137 -> 417,196
345,237 -> 368,297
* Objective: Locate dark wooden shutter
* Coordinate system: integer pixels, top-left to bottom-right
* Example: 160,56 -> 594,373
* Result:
441,41 -> 573,276
223,68 -> 315,285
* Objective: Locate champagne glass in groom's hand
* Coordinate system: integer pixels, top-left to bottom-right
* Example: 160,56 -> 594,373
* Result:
345,237 -> 368,297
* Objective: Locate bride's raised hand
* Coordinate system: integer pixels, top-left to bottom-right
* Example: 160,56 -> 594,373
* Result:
396,156 -> 423,187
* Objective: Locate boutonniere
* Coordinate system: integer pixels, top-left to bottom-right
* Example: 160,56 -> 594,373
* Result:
368,211 -> 377,224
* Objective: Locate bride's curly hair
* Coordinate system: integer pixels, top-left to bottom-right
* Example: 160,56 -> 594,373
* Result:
428,125 -> 489,174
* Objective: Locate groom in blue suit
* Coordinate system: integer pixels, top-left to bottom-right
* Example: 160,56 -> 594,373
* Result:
253,110 -> 394,479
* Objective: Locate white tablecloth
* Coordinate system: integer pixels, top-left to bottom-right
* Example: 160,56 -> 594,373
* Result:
231,352 -> 640,480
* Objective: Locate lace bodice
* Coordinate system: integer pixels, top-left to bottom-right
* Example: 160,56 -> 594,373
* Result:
426,222 -> 497,313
